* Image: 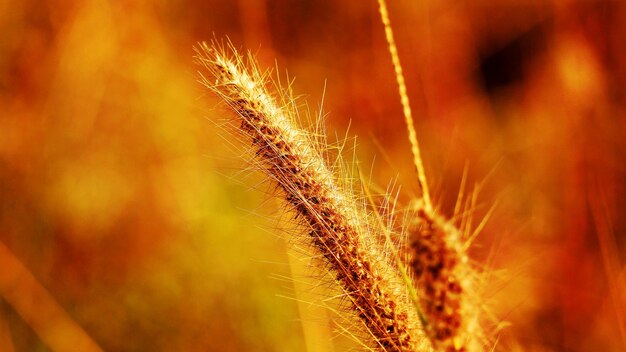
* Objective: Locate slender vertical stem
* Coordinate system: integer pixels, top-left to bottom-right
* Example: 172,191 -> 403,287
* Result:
377,0 -> 433,214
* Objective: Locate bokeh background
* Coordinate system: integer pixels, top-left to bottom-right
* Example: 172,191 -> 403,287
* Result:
1,0 -> 625,351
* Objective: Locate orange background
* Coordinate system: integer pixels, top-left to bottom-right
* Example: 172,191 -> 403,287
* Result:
1,1 -> 625,351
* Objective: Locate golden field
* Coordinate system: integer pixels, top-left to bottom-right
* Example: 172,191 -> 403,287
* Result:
1,1 -> 625,351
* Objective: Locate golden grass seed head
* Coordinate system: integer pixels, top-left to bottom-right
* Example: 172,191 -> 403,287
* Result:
195,41 -> 428,352
407,206 -> 474,352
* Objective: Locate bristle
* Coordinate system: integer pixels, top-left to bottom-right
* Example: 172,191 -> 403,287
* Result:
194,41 -> 430,352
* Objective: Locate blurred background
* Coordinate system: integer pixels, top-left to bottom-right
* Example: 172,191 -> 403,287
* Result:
1,0 -> 625,351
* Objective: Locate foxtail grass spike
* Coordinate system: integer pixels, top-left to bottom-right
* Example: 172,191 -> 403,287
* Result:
194,41 -> 430,352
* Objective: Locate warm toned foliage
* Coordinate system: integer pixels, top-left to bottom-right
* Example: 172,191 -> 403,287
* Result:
1,1 -> 625,351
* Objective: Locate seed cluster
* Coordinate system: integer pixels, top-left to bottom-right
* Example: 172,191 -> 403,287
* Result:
195,43 -> 427,352
408,208 -> 468,352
